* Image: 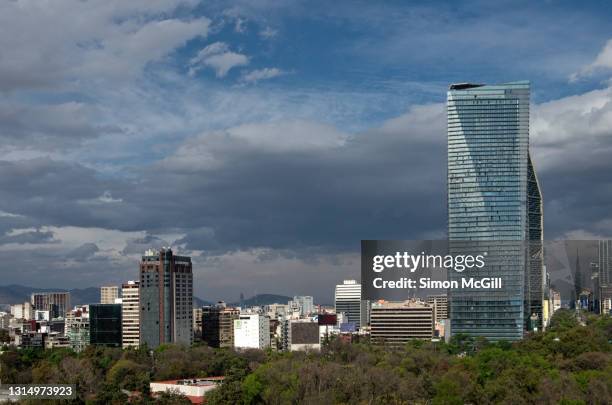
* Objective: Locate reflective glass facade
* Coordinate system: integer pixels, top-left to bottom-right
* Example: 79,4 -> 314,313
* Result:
447,81 -> 543,340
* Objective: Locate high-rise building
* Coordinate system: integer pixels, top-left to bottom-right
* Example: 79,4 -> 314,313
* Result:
426,295 -> 449,323
234,313 -> 271,350
121,281 -> 140,348
100,286 -> 119,304
599,241 -> 612,314
370,300 -> 434,345
65,305 -> 89,352
202,302 -> 239,348
288,296 -> 314,317
89,304 -> 122,347
139,248 -> 193,348
447,81 -> 543,340
334,280 -> 368,328
31,292 -> 70,319
193,307 -> 203,342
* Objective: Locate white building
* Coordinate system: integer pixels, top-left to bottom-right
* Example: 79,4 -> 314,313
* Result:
121,281 -> 140,348
234,313 -> 271,349
10,302 -> 33,320
150,378 -> 223,402
335,280 -> 368,328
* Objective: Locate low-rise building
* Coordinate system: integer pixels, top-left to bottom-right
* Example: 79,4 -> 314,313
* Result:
150,377 -> 224,404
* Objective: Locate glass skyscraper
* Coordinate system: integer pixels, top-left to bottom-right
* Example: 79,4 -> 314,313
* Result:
447,81 -> 543,340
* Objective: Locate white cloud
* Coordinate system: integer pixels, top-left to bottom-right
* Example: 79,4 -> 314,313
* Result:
259,26 -> 278,39
188,42 -> 249,77
0,0 -> 208,90
241,67 -> 284,83
570,38 -> 612,81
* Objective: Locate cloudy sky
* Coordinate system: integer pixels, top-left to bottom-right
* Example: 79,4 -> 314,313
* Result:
1,0 -> 611,303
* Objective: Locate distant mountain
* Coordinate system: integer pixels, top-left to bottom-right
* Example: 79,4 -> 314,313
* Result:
0,284 -> 211,308
229,294 -> 292,307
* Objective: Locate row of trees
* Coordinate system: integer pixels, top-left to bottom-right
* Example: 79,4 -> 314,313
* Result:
1,309 -> 610,404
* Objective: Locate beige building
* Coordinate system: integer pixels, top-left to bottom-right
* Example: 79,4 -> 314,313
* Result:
426,295 -> 449,323
100,286 -> 119,304
370,300 -> 434,345
121,281 -> 140,348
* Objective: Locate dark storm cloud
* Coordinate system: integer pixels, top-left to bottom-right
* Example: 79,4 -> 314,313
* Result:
0,229 -> 57,245
0,102 -> 122,147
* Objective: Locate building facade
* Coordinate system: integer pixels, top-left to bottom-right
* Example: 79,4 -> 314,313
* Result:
370,300 -> 434,345
426,295 -> 449,323
447,81 -> 543,340
89,304 -> 122,347
100,286 -> 120,304
121,281 -> 140,348
234,313 -> 271,349
30,292 -> 70,319
288,296 -> 314,317
139,248 -> 193,348
202,302 -> 239,348
335,280 -> 368,329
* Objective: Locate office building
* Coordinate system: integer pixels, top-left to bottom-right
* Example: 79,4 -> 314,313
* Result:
335,280 -> 368,328
100,286 -> 119,304
31,292 -> 70,319
426,295 -> 449,323
447,81 -> 543,340
234,313 -> 271,349
599,241 -> 612,314
89,304 -> 122,347
139,248 -> 193,348
202,302 -> 239,348
193,307 -> 203,342
288,296 -> 314,317
370,300 -> 434,345
121,281 -> 140,348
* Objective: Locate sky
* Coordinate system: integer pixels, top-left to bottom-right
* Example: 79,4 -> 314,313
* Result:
1,0 -> 612,303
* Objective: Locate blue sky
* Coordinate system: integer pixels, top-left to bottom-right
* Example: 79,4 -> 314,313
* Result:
0,0 -> 612,302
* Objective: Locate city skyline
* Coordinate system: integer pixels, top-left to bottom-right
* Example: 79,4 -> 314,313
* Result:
0,1 -> 612,303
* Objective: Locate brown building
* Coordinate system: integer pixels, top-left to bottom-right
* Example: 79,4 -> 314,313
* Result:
202,302 -> 239,348
370,300 -> 434,345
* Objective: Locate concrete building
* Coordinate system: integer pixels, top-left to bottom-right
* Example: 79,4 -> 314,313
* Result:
150,377 -> 224,404
288,296 -> 314,317
31,292 -> 70,319
426,295 -> 449,323
234,313 -> 271,350
121,281 -> 140,348
280,319 -> 320,351
139,248 -> 193,348
100,286 -> 119,304
193,307 -> 203,342
65,305 -> 89,352
335,280 -> 368,329
264,303 -> 289,320
447,81 -> 543,340
370,300 -> 434,345
10,302 -> 33,320
202,302 -> 239,348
